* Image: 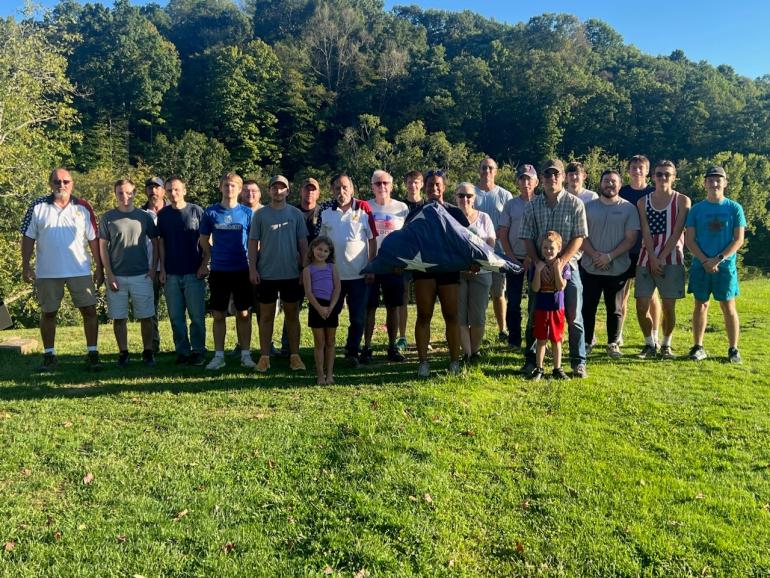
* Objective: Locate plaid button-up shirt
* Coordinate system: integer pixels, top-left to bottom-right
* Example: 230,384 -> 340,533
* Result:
519,189 -> 588,268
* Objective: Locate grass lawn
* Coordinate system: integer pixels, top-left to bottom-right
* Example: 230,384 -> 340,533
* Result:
1,279 -> 769,577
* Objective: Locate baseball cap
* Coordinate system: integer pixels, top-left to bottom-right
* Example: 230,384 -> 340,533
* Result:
301,178 -> 319,190
516,164 -> 537,179
541,159 -> 565,174
268,175 -> 290,188
704,166 -> 727,179
145,177 -> 164,188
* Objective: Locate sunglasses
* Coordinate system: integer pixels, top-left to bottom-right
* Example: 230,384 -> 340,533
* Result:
456,193 -> 475,199
372,181 -> 392,187
52,179 -> 72,185
655,171 -> 673,178
425,170 -> 445,178
543,170 -> 560,177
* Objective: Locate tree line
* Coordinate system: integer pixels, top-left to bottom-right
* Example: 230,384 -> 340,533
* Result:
1,0 -> 769,321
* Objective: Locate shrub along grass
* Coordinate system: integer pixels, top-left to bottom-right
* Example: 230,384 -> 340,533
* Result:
1,279 -> 769,576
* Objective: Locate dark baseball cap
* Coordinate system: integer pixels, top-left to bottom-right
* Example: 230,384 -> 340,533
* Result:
145,176 -> 164,188
516,164 -> 537,179
541,159 -> 565,174
704,166 -> 727,179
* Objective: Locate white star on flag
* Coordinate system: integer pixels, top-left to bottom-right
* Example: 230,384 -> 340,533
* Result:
398,251 -> 437,272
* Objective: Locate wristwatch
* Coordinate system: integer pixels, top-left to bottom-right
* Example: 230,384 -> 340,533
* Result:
717,253 -> 725,262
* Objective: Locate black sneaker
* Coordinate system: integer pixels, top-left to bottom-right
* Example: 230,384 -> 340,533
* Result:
85,351 -> 102,371
386,346 -> 405,362
39,352 -> 58,373
345,355 -> 360,368
521,360 -> 537,375
497,331 -> 509,343
188,351 -> 206,366
117,350 -> 130,368
142,349 -> 156,367
468,351 -> 483,365
359,347 -> 374,364
552,367 -> 569,380
528,367 -> 544,381
637,344 -> 658,359
727,347 -> 742,364
175,353 -> 191,365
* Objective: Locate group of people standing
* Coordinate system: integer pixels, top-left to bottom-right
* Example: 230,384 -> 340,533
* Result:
20,154 -> 746,382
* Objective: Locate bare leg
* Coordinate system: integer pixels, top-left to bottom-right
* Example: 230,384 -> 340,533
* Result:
312,327 -> 326,382
661,298 -> 677,338
535,339 -> 547,369
414,278 -> 437,362
40,310 -> 58,349
437,283 -> 461,362
235,309 -> 252,351
325,327 -> 336,383
650,291 -> 662,336
385,306 -> 399,346
719,299 -> 739,349
552,339 -> 562,370
282,301 -> 300,354
258,302 -> 277,357
493,295 -> 506,333
636,298 -> 652,337
113,318 -> 128,351
139,317 -> 153,350
364,307 -> 376,348
212,310 -> 227,352
692,300 -> 709,346
80,305 -> 99,348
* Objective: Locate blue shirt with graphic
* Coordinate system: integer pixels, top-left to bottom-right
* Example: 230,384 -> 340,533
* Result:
200,203 -> 252,271
686,198 -> 746,270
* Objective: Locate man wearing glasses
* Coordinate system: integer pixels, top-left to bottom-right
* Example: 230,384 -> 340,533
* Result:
635,160 -> 690,360
519,159 -> 589,378
475,157 -> 513,343
21,168 -> 104,372
362,170 -> 408,363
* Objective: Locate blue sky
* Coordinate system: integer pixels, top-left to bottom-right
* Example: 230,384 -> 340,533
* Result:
5,0 -> 769,79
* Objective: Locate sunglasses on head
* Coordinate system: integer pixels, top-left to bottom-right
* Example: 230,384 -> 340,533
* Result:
52,179 -> 71,185
425,170 -> 445,179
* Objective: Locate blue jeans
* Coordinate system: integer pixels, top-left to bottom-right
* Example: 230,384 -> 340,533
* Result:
336,278 -> 369,356
505,270 -> 526,347
525,264 -> 586,367
164,274 -> 206,355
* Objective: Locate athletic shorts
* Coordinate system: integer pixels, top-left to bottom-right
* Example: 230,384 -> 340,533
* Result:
36,275 -> 97,313
635,264 -> 685,300
106,274 -> 155,320
533,308 -> 565,342
367,273 -> 405,308
208,269 -> 253,312
308,297 -> 339,328
256,278 -> 304,304
412,271 -> 460,285
688,265 -> 739,302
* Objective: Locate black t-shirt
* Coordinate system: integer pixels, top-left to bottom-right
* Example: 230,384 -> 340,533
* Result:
619,184 -> 653,255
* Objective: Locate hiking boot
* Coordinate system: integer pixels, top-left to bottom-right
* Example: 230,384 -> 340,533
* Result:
205,355 -> 226,370
240,355 -> 257,369
39,352 -> 58,373
552,367 -> 569,380
289,354 -> 306,371
417,361 -> 430,378
572,364 -> 588,378
387,346 -> 406,362
142,350 -> 156,367
188,351 -> 206,366
359,347 -> 374,364
637,344 -> 658,359
528,367 -> 544,381
659,345 -> 675,360
255,355 -> 271,372
727,347 -> 742,364
395,337 -> 408,352
85,351 -> 102,371
607,343 -> 622,359
688,345 -> 707,361
448,360 -> 462,376
117,350 -> 130,368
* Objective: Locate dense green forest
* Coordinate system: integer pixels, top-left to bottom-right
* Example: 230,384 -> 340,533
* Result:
1,0 -> 769,321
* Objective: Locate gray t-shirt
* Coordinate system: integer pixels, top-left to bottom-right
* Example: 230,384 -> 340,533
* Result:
499,196 -> 530,258
99,208 -> 158,276
475,185 -> 513,253
249,205 -> 308,280
583,198 -> 640,276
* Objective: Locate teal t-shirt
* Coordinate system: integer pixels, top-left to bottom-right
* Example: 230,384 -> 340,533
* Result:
685,198 -> 746,269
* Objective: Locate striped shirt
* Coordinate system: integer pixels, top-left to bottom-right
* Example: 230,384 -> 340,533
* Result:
638,191 -> 685,266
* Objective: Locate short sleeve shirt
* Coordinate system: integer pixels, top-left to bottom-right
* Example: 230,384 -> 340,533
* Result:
369,198 -> 408,249
686,198 -> 746,270
157,203 -> 204,276
519,189 -> 588,269
199,203 -> 252,272
467,211 -> 496,276
99,208 -> 158,276
319,205 -> 374,281
583,198 -> 640,276
475,185 -> 513,253
249,205 -> 308,280
21,195 -> 97,279
499,196 -> 530,258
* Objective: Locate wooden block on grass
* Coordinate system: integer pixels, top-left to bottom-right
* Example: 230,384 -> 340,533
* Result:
0,338 -> 39,355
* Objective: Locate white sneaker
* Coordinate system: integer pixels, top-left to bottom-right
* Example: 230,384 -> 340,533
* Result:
240,355 -> 256,369
607,343 -> 622,359
417,361 -> 430,378
206,356 -> 226,370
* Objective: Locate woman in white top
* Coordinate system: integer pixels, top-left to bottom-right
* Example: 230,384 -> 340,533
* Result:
455,182 -> 496,362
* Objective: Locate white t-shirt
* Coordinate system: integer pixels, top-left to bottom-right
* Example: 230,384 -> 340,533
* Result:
467,211 -> 496,275
368,197 -> 408,249
319,205 -> 374,280
21,196 -> 97,278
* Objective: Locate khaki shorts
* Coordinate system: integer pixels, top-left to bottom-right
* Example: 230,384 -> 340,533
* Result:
106,274 -> 155,319
490,271 -> 507,299
635,264 -> 685,300
36,275 -> 97,313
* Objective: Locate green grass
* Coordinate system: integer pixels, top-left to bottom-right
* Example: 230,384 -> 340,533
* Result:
1,279 -> 769,576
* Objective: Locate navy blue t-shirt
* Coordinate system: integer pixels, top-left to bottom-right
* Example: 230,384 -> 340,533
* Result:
157,203 -> 204,275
